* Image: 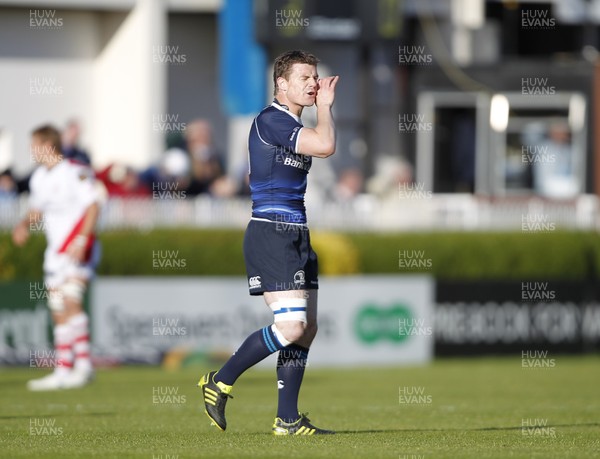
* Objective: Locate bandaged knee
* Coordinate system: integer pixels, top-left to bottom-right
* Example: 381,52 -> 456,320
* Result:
61,279 -> 86,302
269,298 -> 308,324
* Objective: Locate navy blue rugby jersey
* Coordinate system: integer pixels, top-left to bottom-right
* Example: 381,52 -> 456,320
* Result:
248,99 -> 312,224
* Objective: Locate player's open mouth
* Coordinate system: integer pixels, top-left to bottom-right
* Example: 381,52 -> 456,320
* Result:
306,92 -> 315,97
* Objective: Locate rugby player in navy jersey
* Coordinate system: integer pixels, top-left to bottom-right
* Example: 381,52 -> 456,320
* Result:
198,50 -> 338,435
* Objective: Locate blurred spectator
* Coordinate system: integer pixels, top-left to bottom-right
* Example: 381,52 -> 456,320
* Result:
184,119 -> 228,196
0,169 -> 18,198
367,156 -> 413,200
140,147 -> 191,194
62,119 -> 91,165
96,164 -> 150,197
334,168 -> 364,201
209,175 -> 239,198
304,154 -> 336,204
162,147 -> 191,181
533,123 -> 578,199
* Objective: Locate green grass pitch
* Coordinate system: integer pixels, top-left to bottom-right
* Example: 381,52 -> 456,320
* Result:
1,356 -> 598,459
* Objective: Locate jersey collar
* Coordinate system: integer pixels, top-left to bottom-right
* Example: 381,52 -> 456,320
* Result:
271,99 -> 302,124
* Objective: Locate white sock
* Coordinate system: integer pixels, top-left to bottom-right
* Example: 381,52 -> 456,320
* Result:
68,313 -> 92,372
53,324 -> 73,377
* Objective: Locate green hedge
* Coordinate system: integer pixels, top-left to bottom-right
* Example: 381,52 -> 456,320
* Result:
348,231 -> 600,280
0,229 -> 598,280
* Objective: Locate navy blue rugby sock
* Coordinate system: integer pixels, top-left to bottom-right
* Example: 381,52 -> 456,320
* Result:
276,344 -> 309,423
216,326 -> 286,386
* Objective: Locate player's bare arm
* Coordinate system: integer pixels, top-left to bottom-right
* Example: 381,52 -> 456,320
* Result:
65,202 -> 100,263
297,75 -> 339,158
12,209 -> 42,246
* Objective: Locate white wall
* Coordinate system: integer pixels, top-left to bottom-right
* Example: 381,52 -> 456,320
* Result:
0,8 -> 98,176
92,0 -> 167,169
0,0 -> 169,176
0,0 -> 227,177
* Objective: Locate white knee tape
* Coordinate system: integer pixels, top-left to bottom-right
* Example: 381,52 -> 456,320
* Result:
269,298 -> 308,324
61,279 -> 85,302
47,290 -> 65,312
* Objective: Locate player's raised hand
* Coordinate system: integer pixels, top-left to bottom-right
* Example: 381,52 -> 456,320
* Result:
315,76 -> 339,107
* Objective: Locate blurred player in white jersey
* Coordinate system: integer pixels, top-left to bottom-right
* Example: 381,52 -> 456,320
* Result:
12,125 -> 103,391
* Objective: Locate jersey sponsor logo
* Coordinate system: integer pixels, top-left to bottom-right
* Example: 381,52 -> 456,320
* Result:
293,270 -> 306,286
249,276 -> 262,289
283,156 -> 311,171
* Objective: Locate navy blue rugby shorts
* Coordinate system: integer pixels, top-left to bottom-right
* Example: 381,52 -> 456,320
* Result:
244,218 -> 319,295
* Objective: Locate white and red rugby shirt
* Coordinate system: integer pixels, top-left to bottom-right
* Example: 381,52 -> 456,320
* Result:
29,158 -> 98,259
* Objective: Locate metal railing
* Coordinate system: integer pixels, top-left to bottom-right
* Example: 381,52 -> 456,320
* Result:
0,194 -> 597,232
